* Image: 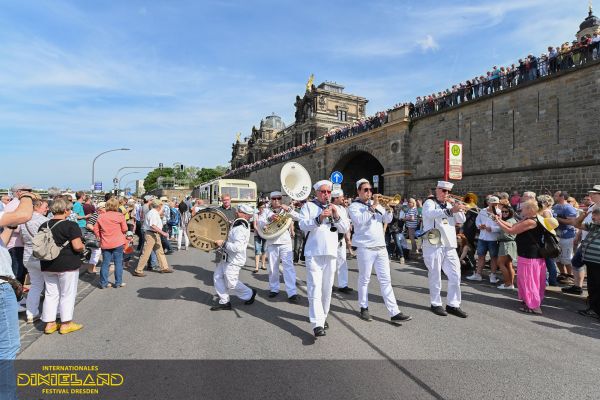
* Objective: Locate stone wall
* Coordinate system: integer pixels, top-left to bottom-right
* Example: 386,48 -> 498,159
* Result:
235,61 -> 600,201
407,61 -> 600,199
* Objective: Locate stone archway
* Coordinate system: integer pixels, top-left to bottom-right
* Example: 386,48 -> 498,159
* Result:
331,151 -> 385,197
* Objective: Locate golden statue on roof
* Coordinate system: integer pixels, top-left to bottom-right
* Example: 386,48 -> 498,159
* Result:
306,73 -> 314,92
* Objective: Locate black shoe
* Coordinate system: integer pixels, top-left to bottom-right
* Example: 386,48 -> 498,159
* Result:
578,308 -> 599,318
324,321 -> 329,330
288,294 -> 298,303
313,327 -> 326,337
244,289 -> 257,305
391,312 -> 412,324
561,285 -> 583,295
268,291 -> 279,298
430,305 -> 448,316
210,302 -> 232,311
446,305 -> 468,318
338,286 -> 353,293
359,307 -> 372,321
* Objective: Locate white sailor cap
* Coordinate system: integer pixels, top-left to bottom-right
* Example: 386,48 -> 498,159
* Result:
313,180 -> 333,191
356,178 -> 369,189
269,191 -> 283,198
331,189 -> 344,198
237,204 -> 254,214
436,181 -> 454,191
487,196 -> 500,204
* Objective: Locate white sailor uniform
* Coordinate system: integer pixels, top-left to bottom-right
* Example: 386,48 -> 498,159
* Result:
335,205 -> 350,289
213,218 -> 253,304
299,201 -> 350,329
348,200 -> 401,316
421,199 -> 466,308
258,207 -> 301,297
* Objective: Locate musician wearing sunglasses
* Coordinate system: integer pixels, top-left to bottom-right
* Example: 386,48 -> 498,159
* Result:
299,180 -> 350,338
258,191 -> 301,302
421,181 -> 468,318
348,178 -> 412,324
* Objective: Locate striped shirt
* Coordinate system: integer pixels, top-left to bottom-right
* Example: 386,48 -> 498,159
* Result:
404,207 -> 419,229
581,223 -> 600,264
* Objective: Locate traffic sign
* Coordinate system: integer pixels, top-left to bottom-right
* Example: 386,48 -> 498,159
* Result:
330,171 -> 343,184
94,182 -> 102,191
332,184 -> 342,191
373,175 -> 379,189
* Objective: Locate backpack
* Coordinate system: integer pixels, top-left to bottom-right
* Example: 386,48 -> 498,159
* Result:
168,207 -> 180,227
32,220 -> 70,261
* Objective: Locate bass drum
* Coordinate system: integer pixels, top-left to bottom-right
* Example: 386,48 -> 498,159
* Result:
187,209 -> 230,252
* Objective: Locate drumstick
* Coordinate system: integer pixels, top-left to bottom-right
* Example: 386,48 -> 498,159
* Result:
191,234 -> 220,246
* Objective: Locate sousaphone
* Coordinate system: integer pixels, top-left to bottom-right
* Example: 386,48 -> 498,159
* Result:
256,162 -> 312,240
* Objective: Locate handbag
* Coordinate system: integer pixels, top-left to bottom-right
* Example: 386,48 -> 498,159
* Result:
528,219 -> 561,259
0,276 -> 24,301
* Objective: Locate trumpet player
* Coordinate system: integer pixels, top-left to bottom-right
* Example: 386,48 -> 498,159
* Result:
299,180 -> 350,337
331,189 -> 353,293
258,191 -> 301,303
422,181 -> 468,318
348,178 -> 412,324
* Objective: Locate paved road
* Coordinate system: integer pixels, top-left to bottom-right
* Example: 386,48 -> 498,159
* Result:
17,245 -> 600,399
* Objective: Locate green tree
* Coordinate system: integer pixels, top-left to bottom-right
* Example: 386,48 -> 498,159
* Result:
143,168 -> 174,192
143,165 -> 229,191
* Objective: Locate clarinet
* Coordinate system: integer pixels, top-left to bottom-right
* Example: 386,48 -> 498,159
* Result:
325,200 -> 338,232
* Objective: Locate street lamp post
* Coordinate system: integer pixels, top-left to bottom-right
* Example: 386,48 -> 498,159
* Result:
118,172 -> 140,190
113,166 -> 154,190
92,148 -> 130,191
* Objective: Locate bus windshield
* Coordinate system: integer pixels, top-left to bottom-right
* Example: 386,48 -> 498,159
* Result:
239,188 -> 256,200
221,186 -> 239,199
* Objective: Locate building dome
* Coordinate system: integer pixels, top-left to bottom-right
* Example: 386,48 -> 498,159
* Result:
579,7 -> 600,32
261,113 -> 286,131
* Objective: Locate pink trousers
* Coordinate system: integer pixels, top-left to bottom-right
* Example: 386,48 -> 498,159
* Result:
517,256 -> 546,309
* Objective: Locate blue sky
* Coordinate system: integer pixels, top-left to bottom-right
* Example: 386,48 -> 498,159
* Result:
0,0 -> 588,190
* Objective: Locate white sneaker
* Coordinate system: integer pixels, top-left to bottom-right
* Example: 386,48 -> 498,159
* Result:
466,273 -> 482,281
497,284 -> 515,290
489,273 -> 498,284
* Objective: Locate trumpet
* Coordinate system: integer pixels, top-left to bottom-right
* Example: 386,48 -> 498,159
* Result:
374,194 -> 402,210
447,194 -> 480,213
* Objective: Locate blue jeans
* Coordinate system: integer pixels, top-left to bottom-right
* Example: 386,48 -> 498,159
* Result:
545,257 -> 558,285
100,246 -> 124,288
0,283 -> 19,399
150,251 -> 158,268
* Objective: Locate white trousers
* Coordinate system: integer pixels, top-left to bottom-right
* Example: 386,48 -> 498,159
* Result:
356,247 -> 399,316
214,262 -> 253,305
177,227 -> 189,250
422,245 -> 462,307
267,244 -> 297,296
41,270 -> 79,323
25,261 -> 44,319
305,255 -> 336,329
336,240 -> 349,288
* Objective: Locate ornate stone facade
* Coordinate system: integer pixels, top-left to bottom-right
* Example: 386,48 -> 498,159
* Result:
230,81 -> 367,169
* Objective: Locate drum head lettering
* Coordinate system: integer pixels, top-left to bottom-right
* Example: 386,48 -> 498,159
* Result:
187,210 -> 230,252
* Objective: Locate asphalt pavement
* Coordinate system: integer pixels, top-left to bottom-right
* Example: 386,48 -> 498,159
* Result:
16,244 -> 600,400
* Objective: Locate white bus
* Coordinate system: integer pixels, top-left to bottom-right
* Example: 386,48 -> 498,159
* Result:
192,178 -> 257,207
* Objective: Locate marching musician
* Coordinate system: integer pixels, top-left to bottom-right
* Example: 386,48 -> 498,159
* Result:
210,204 -> 257,311
421,181 -> 468,318
331,189 -> 353,293
348,178 -> 412,324
258,191 -> 301,302
299,180 -> 350,338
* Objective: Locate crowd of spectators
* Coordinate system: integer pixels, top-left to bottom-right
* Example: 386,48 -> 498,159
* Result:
324,111 -> 388,144
225,140 -> 316,177
410,34 -> 600,118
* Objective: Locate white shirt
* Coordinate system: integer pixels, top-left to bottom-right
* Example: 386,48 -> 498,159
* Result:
475,207 -> 501,241
258,207 -> 300,246
0,211 -> 16,280
299,201 -> 350,257
581,204 -> 596,240
224,219 -> 251,266
421,199 -> 466,248
143,208 -> 162,232
348,200 -> 392,248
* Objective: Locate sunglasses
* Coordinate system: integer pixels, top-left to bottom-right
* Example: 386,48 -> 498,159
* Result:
501,210 -> 510,213
319,190 -> 332,194
271,197 -> 282,200
362,188 -> 373,192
